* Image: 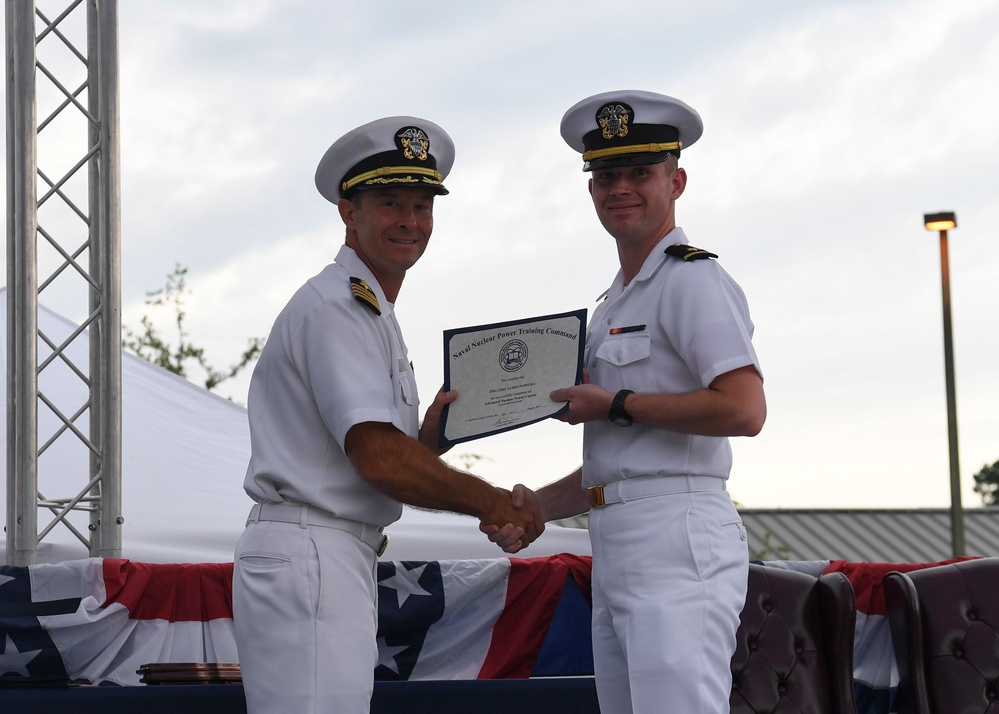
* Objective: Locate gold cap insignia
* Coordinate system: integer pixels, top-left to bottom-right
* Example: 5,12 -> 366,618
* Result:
597,103 -> 631,140
664,243 -> 718,261
350,277 -> 381,315
397,127 -> 430,161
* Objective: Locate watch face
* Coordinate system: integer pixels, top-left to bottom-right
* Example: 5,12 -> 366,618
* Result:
611,415 -> 632,427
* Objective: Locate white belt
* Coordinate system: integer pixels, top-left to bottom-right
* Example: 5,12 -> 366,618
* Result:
588,475 -> 726,508
248,502 -> 388,556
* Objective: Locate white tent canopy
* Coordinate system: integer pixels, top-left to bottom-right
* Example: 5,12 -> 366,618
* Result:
0,288 -> 589,565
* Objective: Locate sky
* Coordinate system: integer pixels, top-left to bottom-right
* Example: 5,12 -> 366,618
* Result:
5,0 -> 999,511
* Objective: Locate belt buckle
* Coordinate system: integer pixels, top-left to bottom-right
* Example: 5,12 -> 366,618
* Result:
588,485 -> 606,508
376,534 -> 389,557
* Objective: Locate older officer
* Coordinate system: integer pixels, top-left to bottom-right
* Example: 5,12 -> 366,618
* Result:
494,91 -> 766,713
233,116 -> 544,714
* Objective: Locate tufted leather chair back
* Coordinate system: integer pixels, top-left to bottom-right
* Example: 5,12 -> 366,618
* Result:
730,563 -> 859,714
883,557 -> 999,714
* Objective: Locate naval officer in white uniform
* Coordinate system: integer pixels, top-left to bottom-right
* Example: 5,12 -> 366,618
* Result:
233,116 -> 544,714
491,90 -> 766,714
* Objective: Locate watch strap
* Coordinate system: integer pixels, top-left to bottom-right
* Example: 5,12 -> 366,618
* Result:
609,389 -> 634,426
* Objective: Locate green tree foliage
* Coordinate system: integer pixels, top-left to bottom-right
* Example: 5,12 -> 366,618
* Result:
122,264 -> 263,393
447,452 -> 494,472
749,531 -> 792,561
972,459 -> 999,506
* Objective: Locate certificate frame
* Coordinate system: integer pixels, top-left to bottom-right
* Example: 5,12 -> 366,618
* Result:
438,309 -> 587,448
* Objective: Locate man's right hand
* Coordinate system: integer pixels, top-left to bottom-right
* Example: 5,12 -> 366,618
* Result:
480,484 -> 545,553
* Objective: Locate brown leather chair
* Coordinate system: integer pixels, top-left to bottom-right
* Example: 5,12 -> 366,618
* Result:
730,563 -> 859,714
883,557 -> 999,714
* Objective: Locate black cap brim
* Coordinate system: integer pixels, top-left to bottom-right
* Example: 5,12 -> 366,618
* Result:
348,182 -> 450,197
583,151 -> 677,172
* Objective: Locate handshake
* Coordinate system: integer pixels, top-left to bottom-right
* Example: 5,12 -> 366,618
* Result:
419,389 -> 547,553
479,484 -> 546,554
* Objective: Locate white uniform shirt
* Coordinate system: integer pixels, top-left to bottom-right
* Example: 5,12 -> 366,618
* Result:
581,228 -> 761,488
242,245 -> 418,526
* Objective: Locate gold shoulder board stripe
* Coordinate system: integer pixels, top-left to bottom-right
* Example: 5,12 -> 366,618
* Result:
664,243 -> 718,261
350,277 -> 381,315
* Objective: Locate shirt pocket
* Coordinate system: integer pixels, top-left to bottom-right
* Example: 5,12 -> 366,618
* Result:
395,368 -> 415,406
593,333 -> 652,389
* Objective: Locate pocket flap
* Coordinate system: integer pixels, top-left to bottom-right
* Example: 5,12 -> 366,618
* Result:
595,333 -> 651,366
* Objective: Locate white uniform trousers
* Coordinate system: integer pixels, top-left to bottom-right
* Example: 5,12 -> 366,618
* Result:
233,518 -> 379,714
588,488 -> 748,714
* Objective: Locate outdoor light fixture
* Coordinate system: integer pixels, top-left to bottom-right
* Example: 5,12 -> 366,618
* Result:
924,211 -> 957,232
923,211 -> 963,558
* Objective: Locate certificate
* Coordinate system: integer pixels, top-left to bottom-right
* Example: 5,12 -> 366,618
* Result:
438,309 -> 586,447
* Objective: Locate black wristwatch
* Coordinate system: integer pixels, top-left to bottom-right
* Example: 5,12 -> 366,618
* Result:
608,389 -> 634,427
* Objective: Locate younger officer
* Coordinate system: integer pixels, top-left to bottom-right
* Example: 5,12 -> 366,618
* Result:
494,91 -> 766,713
233,116 -> 544,714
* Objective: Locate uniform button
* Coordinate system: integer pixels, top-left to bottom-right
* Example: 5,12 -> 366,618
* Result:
616,355 -> 623,363
590,361 -> 598,369
585,452 -> 592,460
606,317 -> 613,325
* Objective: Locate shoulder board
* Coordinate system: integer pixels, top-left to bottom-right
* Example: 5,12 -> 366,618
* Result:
349,277 -> 381,316
664,243 -> 718,261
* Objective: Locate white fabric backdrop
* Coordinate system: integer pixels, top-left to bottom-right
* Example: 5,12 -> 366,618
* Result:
0,289 -> 590,564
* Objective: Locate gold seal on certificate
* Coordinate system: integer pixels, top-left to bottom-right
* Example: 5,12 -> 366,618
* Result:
438,309 -> 587,447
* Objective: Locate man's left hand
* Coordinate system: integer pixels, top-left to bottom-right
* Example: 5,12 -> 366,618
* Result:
550,383 -> 613,425
418,387 -> 458,454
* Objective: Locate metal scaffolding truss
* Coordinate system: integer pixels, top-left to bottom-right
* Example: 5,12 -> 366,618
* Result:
5,0 -> 122,565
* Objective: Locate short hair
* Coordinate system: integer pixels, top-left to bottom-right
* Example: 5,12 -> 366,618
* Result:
342,188 -> 366,207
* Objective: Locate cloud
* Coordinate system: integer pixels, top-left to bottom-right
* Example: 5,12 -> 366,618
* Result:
5,0 -> 998,509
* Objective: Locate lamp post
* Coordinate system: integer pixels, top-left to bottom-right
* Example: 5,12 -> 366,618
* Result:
923,211 -> 964,558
